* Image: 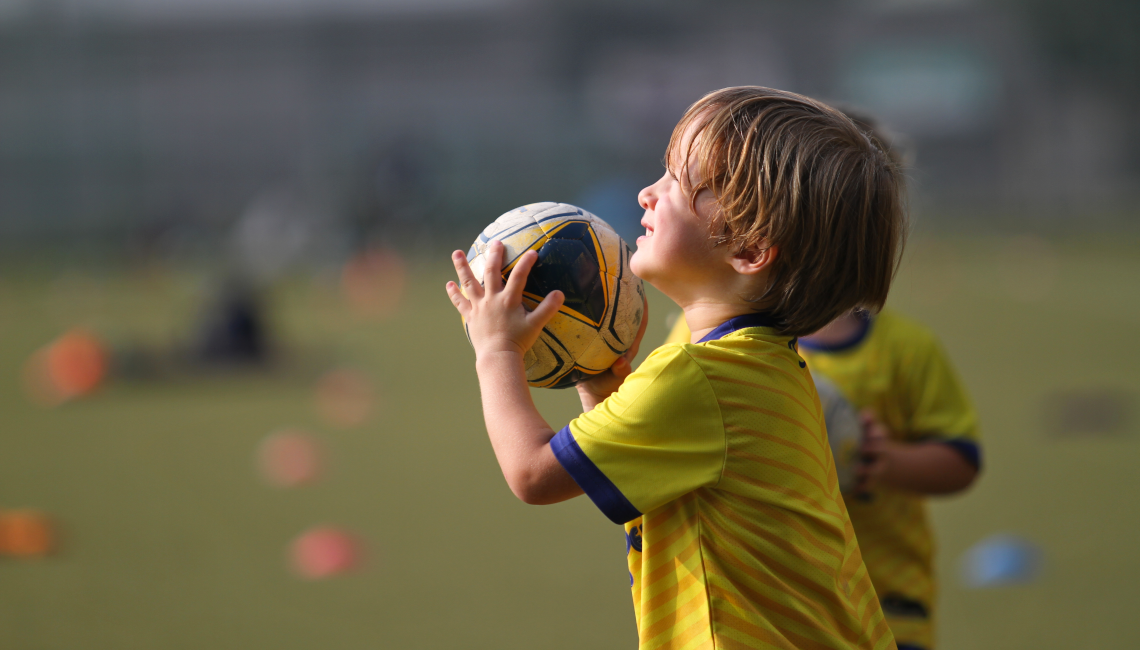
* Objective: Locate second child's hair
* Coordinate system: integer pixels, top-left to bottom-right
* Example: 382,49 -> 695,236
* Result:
667,86 -> 906,337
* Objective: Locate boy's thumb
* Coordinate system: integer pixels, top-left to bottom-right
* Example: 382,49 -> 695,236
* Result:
611,356 -> 631,379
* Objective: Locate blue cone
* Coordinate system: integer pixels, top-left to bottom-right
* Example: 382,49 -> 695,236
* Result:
959,534 -> 1042,588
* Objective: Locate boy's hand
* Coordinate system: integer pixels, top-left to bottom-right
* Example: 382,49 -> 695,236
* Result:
445,240 -> 564,360
855,409 -> 892,495
576,294 -> 649,412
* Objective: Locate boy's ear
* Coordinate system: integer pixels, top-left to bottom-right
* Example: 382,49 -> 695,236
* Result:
729,244 -> 778,275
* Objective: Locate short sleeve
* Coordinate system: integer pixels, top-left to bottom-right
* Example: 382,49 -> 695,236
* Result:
550,345 -> 725,524
899,333 -> 981,468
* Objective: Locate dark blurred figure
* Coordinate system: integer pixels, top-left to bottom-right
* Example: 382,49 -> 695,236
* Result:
192,282 -> 269,366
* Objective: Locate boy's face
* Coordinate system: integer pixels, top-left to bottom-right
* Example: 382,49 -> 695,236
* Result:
631,121 -> 726,296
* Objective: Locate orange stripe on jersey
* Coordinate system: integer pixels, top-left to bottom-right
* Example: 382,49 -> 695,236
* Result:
742,498 -> 848,561
716,610 -> 839,650
726,448 -> 831,495
715,588 -> 843,647
649,617 -> 715,650
721,469 -> 840,518
718,399 -> 825,442
641,586 -> 712,645
671,630 -> 715,650
643,542 -> 702,609
644,568 -> 702,616
706,497 -> 843,575
724,425 -> 829,473
643,510 -> 699,566
702,373 -> 822,425
718,635 -> 790,650
700,529 -> 864,643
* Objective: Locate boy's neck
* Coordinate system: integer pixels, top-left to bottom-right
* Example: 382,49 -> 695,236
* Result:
684,301 -> 774,344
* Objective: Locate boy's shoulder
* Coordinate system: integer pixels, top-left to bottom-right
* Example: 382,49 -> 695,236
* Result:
652,327 -> 798,364
615,342 -> 710,407
650,328 -> 811,397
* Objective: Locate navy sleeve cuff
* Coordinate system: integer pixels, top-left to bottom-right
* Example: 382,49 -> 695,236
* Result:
550,425 -> 642,525
938,438 -> 982,471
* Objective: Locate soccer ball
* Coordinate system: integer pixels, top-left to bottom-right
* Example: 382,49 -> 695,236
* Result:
812,373 -> 863,494
465,202 -> 645,389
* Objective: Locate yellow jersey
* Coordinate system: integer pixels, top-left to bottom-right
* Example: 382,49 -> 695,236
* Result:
553,313 -> 896,650
664,311 -> 979,650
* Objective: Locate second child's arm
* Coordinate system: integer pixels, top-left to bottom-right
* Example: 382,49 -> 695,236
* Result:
858,413 -> 979,495
445,241 -> 582,505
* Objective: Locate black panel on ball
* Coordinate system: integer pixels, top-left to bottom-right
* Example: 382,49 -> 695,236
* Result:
521,222 -> 607,325
548,367 -> 594,389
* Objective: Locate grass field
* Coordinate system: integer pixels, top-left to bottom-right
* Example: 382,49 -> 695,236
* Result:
0,232 -> 1137,649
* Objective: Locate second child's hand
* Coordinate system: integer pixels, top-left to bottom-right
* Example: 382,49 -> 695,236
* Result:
855,410 -> 891,497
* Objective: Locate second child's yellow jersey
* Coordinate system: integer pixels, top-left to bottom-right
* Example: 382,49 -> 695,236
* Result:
665,311 -> 979,650
552,313 -> 896,650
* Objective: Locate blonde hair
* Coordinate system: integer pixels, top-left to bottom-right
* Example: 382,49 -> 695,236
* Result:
667,86 -> 906,336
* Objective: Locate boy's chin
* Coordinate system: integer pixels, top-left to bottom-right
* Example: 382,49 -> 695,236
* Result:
628,254 -> 650,282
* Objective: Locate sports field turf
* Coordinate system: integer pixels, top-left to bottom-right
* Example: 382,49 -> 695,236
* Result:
0,232 -> 1136,649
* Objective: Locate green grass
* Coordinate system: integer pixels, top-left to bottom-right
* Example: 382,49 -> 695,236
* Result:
0,233 -> 1137,649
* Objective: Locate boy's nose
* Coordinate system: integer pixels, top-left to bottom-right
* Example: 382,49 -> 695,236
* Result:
637,185 -> 655,210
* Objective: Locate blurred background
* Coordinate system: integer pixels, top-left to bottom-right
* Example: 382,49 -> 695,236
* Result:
0,0 -> 1137,648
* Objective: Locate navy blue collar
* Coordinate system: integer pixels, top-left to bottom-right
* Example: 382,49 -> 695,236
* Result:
697,312 -> 781,343
798,313 -> 873,352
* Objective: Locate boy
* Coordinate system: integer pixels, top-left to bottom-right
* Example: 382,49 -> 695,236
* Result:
445,87 -> 904,649
664,114 -> 979,650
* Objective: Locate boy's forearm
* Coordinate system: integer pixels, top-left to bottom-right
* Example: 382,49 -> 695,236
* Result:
880,441 -> 978,495
475,351 -> 582,504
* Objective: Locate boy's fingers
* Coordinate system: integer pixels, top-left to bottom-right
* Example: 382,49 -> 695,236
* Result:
528,289 -> 564,327
484,240 -> 505,293
451,251 -> 484,300
445,281 -> 472,317
610,356 -> 632,380
504,249 -> 537,301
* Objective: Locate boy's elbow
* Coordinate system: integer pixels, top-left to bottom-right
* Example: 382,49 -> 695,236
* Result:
505,467 -> 577,505
510,481 -> 561,505
513,485 -> 553,505
505,469 -> 548,505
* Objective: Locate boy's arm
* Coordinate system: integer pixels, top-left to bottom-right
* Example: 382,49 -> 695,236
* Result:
474,350 -> 584,504
858,413 -> 979,495
445,241 -> 582,505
